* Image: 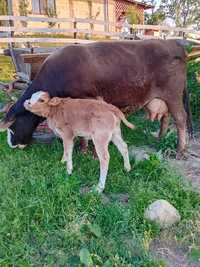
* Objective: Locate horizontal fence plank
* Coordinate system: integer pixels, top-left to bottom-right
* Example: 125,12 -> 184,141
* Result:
0,26 -> 118,37
186,38 -> 200,44
22,53 -> 51,63
1,16 -> 200,35
0,15 -> 115,27
0,15 -> 72,23
1,36 -> 198,44
0,15 -> 200,43
132,24 -> 200,35
0,37 -> 96,43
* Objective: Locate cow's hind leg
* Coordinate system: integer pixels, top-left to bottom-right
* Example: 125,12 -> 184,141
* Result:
92,134 -> 111,193
80,137 -> 89,154
167,101 -> 187,157
158,114 -> 169,138
112,126 -> 131,172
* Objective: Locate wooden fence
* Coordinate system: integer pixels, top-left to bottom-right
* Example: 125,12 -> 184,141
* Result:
0,15 -> 200,44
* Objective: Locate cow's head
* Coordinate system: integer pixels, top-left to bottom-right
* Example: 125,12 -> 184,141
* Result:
0,109 -> 43,149
24,91 -> 61,117
0,91 -> 60,149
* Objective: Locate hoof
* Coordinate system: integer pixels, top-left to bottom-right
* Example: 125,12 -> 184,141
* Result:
92,151 -> 98,160
125,165 -> 131,172
67,170 -> 72,175
81,149 -> 88,154
176,151 -> 188,160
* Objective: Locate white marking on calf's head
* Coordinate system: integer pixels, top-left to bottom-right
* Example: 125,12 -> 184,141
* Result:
30,91 -> 47,105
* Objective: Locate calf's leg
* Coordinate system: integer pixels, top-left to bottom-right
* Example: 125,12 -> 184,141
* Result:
61,137 -> 74,175
92,134 -> 111,193
60,129 -> 74,175
112,127 -> 131,172
62,138 -> 74,175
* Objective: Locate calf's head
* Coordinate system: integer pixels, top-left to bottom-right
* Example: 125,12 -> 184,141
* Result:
24,91 -> 61,117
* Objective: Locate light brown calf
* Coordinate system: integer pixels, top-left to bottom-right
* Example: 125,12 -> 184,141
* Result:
24,91 -> 135,192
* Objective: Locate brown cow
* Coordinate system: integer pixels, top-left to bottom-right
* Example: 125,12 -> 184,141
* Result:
24,91 -> 135,193
0,40 -> 192,157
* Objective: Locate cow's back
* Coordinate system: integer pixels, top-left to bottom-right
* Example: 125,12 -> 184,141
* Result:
7,40 -> 187,119
34,40 -> 186,107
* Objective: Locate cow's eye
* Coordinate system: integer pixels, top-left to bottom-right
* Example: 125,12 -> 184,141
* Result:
39,99 -> 45,103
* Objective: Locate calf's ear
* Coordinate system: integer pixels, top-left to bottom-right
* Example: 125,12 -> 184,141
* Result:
49,97 -> 61,106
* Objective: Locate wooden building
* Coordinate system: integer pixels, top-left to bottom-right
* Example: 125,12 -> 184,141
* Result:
10,0 -> 151,33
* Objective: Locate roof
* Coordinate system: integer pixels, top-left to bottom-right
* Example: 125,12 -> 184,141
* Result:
122,0 -> 153,9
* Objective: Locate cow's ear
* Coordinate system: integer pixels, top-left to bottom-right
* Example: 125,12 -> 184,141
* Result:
49,97 -> 61,106
0,118 -> 15,132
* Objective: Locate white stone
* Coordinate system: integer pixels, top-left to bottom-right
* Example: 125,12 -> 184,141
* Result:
144,199 -> 181,228
129,146 -> 156,161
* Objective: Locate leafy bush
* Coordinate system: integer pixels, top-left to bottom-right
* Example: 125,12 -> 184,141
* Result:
187,61 -> 200,124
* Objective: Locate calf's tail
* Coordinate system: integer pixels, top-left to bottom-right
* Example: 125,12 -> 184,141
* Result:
121,114 -> 135,129
110,106 -> 135,129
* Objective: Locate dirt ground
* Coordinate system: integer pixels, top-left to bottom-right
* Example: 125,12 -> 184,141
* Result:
170,134 -> 200,192
151,238 -> 200,267
151,135 -> 200,267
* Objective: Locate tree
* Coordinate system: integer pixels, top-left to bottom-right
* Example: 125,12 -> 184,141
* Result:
0,0 -> 7,15
127,7 -> 142,25
0,0 -> 7,26
145,10 -> 165,25
19,0 -> 29,27
159,0 -> 200,27
143,0 -> 165,25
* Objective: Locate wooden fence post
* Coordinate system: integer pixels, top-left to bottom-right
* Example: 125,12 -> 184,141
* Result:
7,0 -> 21,73
73,20 -> 77,39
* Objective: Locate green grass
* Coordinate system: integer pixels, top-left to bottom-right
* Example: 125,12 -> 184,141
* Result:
0,55 -> 15,82
0,56 -> 200,266
0,116 -> 200,266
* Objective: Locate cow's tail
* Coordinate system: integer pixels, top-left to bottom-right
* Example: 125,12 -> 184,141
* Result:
183,80 -> 193,139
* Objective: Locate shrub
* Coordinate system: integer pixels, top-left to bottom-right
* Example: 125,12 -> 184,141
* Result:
187,61 -> 200,125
